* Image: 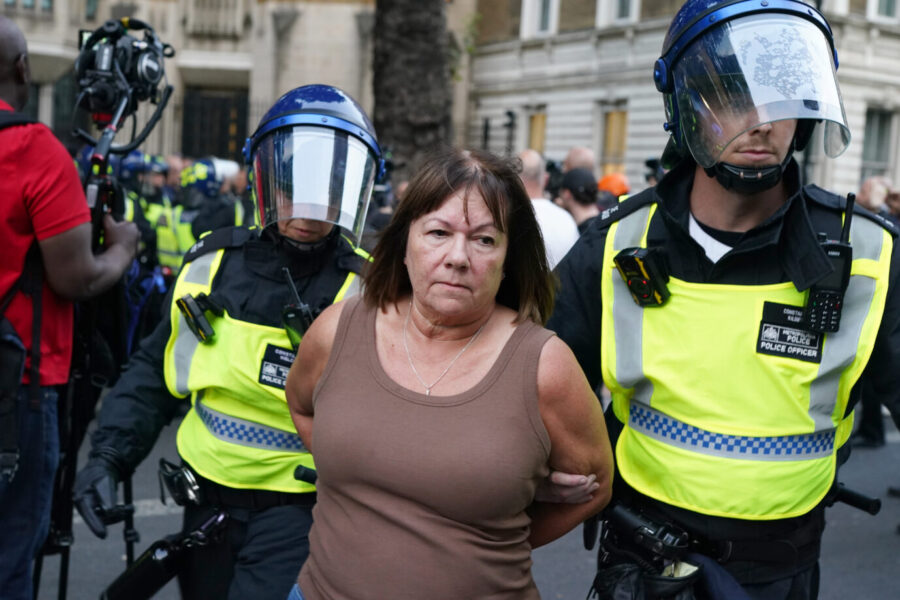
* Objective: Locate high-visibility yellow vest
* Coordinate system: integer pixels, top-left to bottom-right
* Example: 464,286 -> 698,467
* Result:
163,239 -> 367,493
601,203 -> 892,520
174,205 -> 198,257
145,196 -> 182,270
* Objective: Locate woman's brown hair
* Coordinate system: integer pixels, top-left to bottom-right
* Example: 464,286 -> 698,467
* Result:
363,146 -> 555,324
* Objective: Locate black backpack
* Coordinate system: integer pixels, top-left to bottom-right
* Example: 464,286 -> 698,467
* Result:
0,110 -> 41,481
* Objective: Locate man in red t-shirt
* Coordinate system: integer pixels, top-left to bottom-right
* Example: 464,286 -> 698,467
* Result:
0,16 -> 139,600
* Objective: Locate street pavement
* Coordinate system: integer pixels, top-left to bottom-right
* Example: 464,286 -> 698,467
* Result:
36,417 -> 900,599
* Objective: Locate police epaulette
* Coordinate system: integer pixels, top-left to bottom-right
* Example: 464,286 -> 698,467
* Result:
182,226 -> 256,263
805,184 -> 899,238
594,189 -> 657,230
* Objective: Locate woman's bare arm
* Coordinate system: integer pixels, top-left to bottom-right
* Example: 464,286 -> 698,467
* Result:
528,335 -> 614,548
285,300 -> 345,452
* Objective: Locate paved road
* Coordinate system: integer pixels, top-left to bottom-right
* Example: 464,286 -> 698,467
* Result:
36,418 -> 900,599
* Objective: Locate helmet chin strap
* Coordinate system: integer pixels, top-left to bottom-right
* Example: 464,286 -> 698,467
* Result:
703,141 -> 795,195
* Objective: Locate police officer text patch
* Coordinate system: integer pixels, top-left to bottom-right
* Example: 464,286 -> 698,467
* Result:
757,302 -> 822,363
258,344 -> 296,390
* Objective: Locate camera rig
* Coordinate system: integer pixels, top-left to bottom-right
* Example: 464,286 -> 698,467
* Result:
33,18 -> 175,600
75,17 -> 174,141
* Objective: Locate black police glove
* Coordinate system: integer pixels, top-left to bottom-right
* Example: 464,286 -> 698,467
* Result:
73,456 -> 120,539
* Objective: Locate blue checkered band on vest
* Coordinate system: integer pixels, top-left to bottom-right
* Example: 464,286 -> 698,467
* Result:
629,404 -> 834,461
195,399 -> 306,452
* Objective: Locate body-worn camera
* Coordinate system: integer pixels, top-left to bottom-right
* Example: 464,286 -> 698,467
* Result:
176,293 -> 222,344
614,247 -> 670,307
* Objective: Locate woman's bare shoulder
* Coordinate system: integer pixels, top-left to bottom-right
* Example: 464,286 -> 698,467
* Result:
536,335 -> 592,406
302,296 -> 357,352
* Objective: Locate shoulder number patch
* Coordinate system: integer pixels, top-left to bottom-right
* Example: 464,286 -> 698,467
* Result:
757,302 -> 822,363
258,344 -> 296,390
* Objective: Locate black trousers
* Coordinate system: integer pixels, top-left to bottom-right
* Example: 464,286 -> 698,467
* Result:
177,502 -> 313,600
741,563 -> 819,600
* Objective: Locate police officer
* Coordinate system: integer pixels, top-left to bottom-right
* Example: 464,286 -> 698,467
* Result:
72,84 -> 382,599
548,2 -> 900,598
192,157 -> 251,238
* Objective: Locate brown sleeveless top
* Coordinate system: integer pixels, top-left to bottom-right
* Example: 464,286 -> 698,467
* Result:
298,296 -> 553,599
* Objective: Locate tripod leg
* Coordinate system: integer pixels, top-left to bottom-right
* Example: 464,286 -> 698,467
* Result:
32,553 -> 44,600
58,547 -> 69,600
123,477 -> 139,565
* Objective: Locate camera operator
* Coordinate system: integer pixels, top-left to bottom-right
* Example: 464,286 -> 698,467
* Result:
0,16 -> 139,600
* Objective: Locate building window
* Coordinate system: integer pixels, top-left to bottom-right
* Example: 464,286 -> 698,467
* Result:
870,0 -> 899,19
520,0 -> 559,38
860,107 -> 894,182
40,0 -> 52,10
599,105 -> 628,175
182,88 -> 249,162
596,0 -> 639,27
528,110 -> 547,154
3,0 -> 16,7
22,0 -> 34,7
879,0 -> 898,17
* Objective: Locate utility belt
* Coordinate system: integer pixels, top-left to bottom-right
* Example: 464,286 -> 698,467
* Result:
158,458 -> 316,511
686,518 -> 822,566
586,502 -> 825,600
595,500 -> 823,567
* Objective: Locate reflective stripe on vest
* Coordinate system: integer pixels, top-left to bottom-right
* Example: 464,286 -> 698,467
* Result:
601,203 -> 892,519
124,192 -> 136,222
165,249 -> 221,397
195,394 -> 306,452
629,403 -> 834,461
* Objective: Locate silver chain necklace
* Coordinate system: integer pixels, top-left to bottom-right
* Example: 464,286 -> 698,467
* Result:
402,303 -> 487,396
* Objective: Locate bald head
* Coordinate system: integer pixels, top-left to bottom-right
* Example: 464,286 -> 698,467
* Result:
563,146 -> 595,173
858,176 -> 892,212
0,17 -> 30,111
517,149 -> 547,198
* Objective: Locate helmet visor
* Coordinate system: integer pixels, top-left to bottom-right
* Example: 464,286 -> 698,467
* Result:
672,14 -> 850,168
252,125 -> 378,242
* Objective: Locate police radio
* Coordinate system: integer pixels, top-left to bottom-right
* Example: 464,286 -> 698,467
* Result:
804,194 -> 854,333
282,267 -> 314,350
614,247 -> 670,307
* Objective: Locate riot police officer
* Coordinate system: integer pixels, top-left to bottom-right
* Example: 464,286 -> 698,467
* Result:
548,2 -> 900,598
72,84 -> 382,599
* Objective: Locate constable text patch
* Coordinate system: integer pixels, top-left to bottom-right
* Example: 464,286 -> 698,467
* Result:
757,302 -> 822,363
258,344 -> 296,390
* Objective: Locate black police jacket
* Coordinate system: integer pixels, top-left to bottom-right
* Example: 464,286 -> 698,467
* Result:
89,227 -> 366,474
547,159 -> 900,582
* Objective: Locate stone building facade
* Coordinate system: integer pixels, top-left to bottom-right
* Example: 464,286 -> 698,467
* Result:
469,0 -> 900,196
3,0 -> 476,161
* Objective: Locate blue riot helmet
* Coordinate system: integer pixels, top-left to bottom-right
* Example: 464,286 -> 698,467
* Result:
140,154 -> 169,199
243,83 -> 383,244
146,154 -> 169,175
654,0 -> 850,192
117,149 -> 147,192
180,158 -> 219,208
